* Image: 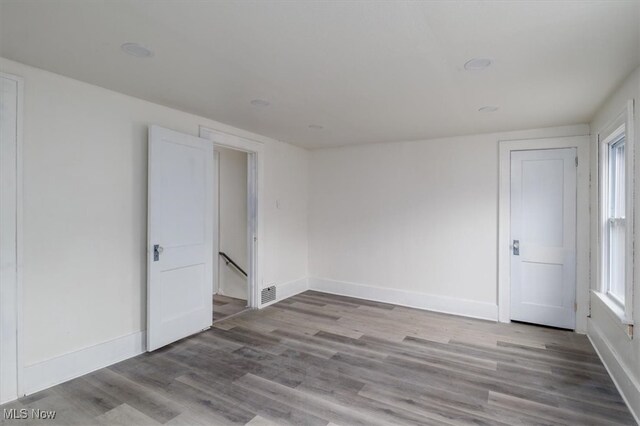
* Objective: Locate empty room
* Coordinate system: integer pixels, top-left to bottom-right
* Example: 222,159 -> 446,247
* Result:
1,0 -> 640,424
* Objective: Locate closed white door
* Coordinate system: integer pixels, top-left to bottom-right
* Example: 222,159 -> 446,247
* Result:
147,125 -> 214,351
510,148 -> 576,329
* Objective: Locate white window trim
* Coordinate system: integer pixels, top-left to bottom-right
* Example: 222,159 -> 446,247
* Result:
598,100 -> 635,328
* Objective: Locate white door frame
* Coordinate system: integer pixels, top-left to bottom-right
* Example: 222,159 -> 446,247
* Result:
0,72 -> 24,403
498,135 -> 590,333
212,149 -> 220,296
200,126 -> 263,309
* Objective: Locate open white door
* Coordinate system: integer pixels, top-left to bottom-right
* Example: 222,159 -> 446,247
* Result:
147,125 -> 214,351
510,148 -> 577,329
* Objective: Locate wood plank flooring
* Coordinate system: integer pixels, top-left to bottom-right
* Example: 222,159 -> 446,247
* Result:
214,294 -> 248,322
1,291 -> 634,425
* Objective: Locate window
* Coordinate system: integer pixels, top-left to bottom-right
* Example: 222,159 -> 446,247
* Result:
599,100 -> 634,327
604,125 -> 626,306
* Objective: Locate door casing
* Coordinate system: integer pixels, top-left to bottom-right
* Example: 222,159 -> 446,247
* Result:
0,72 -> 24,404
498,135 -> 590,333
200,126 -> 263,309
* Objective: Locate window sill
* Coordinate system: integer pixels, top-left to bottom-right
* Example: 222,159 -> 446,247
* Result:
592,290 -> 634,338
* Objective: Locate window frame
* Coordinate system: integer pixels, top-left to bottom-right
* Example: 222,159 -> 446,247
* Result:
598,100 -> 635,326
603,125 -> 626,307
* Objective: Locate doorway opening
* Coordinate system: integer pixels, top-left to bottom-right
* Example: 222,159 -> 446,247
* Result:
213,146 -> 250,322
200,125 -> 264,319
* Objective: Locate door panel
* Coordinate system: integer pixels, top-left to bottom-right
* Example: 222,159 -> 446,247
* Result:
521,159 -> 564,247
511,148 -> 576,329
521,263 -> 564,307
147,125 -> 214,351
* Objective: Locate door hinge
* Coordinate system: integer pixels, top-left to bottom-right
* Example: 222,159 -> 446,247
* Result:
574,302 -> 578,312
575,156 -> 578,167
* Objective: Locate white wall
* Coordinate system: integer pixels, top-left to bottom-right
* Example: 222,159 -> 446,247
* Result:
309,124 -> 589,319
217,146 -> 248,300
0,57 -> 309,371
588,66 -> 640,421
263,138 -> 309,288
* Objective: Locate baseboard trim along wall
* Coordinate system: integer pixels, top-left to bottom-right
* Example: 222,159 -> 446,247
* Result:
309,277 -> 498,321
21,277 -> 311,398
22,331 -> 146,397
588,320 -> 640,424
19,276 -> 499,399
261,277 -> 309,307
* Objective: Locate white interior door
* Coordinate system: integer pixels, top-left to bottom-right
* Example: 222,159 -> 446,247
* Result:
510,148 -> 576,329
147,125 -> 214,351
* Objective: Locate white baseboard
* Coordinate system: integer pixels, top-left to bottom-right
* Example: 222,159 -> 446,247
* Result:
309,277 -> 498,321
588,320 -> 640,424
261,277 -> 309,307
18,277 -> 309,398
22,331 -> 146,397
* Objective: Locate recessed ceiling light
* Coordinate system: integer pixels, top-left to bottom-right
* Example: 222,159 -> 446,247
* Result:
121,42 -> 154,58
478,106 -> 499,113
464,58 -> 492,70
250,99 -> 270,107
308,124 -> 323,130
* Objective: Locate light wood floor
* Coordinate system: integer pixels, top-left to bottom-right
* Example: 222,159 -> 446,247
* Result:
1,291 -> 634,425
213,294 -> 248,322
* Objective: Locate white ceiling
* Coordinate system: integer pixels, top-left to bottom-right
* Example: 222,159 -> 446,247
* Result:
1,1 -> 639,149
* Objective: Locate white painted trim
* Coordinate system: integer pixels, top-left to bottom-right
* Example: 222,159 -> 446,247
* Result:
199,126 -> 265,309
588,319 -> 640,423
261,277 -> 309,307
212,149 -> 220,296
592,290 -> 634,331
498,135 -> 590,333
247,150 -> 261,307
596,100 -> 635,328
22,331 -> 146,397
309,277 -> 498,321
0,72 -> 23,404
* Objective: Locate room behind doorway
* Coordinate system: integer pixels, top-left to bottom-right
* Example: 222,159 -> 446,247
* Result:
214,146 -> 249,321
